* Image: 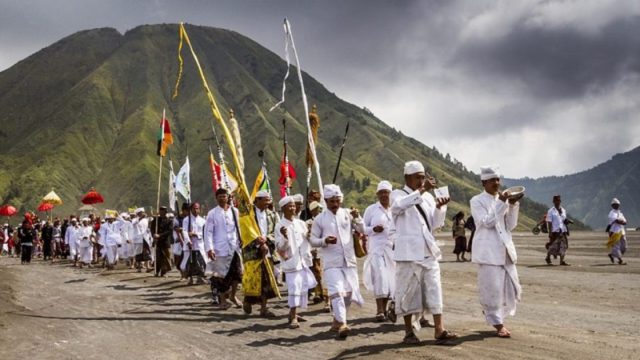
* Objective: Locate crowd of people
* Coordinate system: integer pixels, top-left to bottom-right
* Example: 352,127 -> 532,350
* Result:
0,160 -> 631,344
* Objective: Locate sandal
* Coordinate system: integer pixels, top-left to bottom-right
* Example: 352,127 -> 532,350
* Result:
434,330 -> 458,345
336,325 -> 350,340
289,319 -> 300,329
497,327 -> 511,338
419,317 -> 435,328
387,301 -> 397,323
375,312 -> 386,322
402,332 -> 420,345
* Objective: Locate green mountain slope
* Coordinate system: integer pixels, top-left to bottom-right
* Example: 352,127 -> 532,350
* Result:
505,146 -> 640,229
0,24 -> 552,230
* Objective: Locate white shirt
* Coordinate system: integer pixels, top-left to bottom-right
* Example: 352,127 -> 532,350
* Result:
256,207 -> 268,237
276,217 -> 313,272
132,217 -> 150,244
546,206 -> 567,233
470,191 -> 520,265
65,225 -> 80,246
205,206 -> 240,257
608,209 -> 626,235
182,215 -> 206,252
390,186 -> 446,261
363,202 -> 393,256
77,226 -> 94,248
310,207 -> 363,269
99,221 -> 124,246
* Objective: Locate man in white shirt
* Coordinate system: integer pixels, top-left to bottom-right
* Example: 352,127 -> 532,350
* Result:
310,184 -> 364,339
181,203 -> 208,285
470,165 -> 523,338
133,208 -> 152,272
607,198 -> 627,265
77,218 -> 95,268
99,212 -> 125,270
545,195 -> 572,266
64,218 -> 80,267
205,188 -> 243,309
391,161 -> 457,345
362,180 -> 395,322
276,195 -> 317,329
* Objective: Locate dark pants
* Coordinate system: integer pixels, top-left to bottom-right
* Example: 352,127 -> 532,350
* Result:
210,253 -> 243,295
21,245 -> 32,263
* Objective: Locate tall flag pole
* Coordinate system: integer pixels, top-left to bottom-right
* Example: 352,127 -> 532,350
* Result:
332,121 -> 350,183
269,19 -> 324,202
172,23 -> 280,299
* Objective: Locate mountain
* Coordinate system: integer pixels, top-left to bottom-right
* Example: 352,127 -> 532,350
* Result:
504,146 -> 640,228
0,23 -> 560,230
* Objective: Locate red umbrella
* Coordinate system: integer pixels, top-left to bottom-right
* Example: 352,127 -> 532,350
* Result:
37,202 -> 54,212
81,188 -> 104,205
0,205 -> 17,217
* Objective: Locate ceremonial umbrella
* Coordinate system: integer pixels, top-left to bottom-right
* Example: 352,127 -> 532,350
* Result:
42,190 -> 63,205
81,188 -> 104,205
37,202 -> 55,222
0,204 -> 17,226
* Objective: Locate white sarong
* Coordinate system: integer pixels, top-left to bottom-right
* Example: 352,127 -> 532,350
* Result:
79,246 -> 93,264
363,246 -> 396,299
477,258 -> 521,326
105,245 -> 118,265
394,257 -> 443,320
286,267 -> 318,309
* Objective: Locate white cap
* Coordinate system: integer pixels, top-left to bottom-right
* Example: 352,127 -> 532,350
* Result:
309,201 -> 322,211
255,190 -> 271,199
293,193 -> 304,204
480,165 -> 501,181
404,161 -> 425,175
119,212 -> 130,219
279,196 -> 295,209
376,180 -> 392,192
323,184 -> 343,199
135,207 -> 145,214
611,198 -> 620,205
167,212 -> 175,218
81,217 -> 91,223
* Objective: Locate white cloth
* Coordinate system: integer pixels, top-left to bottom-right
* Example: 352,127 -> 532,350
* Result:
324,267 -> 364,305
255,207 -> 268,238
99,221 -> 124,247
477,258 -> 521,325
546,206 -> 567,233
279,196 -> 295,209
470,191 -> 520,265
180,214 -> 208,271
77,226 -> 94,249
286,267 -> 317,308
309,208 -> 363,269
132,217 -> 151,254
275,217 -> 313,272
79,245 -> 93,264
376,180 -> 392,192
394,258 -> 442,317
404,161 -> 424,175
65,225 -> 80,257
323,184 -> 343,199
363,246 -> 396,299
480,165 -> 500,180
608,209 -> 626,235
390,186 -> 446,261
104,245 -> 118,265
205,206 -> 240,257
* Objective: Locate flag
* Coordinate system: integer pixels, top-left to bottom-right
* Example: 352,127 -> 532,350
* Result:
279,160 -> 296,198
250,164 -> 272,201
169,159 -> 177,211
222,164 -> 239,193
157,109 -> 174,157
209,151 -> 221,193
175,157 -> 191,202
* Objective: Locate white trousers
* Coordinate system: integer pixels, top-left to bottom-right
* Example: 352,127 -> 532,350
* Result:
286,267 -> 318,309
394,258 -> 443,317
325,267 -> 364,323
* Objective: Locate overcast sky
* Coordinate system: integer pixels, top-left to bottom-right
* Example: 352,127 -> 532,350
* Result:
1,0 -> 639,178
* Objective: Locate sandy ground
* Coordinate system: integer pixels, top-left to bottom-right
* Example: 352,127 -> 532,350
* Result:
1,231 -> 638,360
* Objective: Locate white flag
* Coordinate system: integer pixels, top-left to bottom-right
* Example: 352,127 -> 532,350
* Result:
169,160 -> 177,211
175,157 -> 191,202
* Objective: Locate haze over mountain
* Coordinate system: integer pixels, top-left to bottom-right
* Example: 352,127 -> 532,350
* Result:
505,146 -> 640,229
0,24 -> 586,230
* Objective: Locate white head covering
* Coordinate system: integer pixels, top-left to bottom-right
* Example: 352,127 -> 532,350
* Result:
480,165 -> 501,181
323,184 -> 343,199
135,207 -> 145,214
376,180 -> 392,192
119,212 -> 130,219
611,198 -> 621,205
404,161 -> 425,175
309,201 -> 322,211
81,217 -> 91,223
293,193 -> 304,204
279,196 -> 295,209
167,212 -> 175,218
255,190 -> 271,199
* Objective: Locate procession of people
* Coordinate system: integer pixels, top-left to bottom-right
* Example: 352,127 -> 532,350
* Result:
0,160 -> 633,345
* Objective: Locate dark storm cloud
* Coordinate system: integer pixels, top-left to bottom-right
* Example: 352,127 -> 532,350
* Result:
452,14 -> 640,100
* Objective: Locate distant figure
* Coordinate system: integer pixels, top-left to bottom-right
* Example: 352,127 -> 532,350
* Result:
606,198 -> 627,265
18,220 -> 36,264
465,216 -> 476,253
452,211 -> 468,262
545,195 -> 572,266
